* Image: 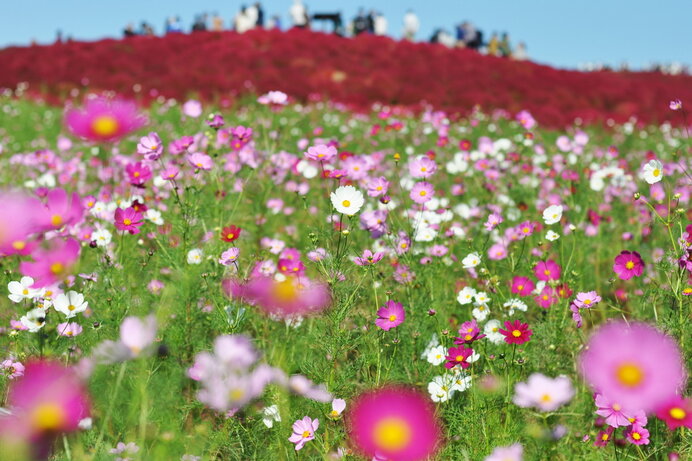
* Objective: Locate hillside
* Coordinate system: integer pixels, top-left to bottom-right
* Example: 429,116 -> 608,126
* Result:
1,28 -> 690,127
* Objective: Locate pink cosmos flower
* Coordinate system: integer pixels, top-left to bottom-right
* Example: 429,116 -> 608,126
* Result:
488,243 -> 507,261
593,427 -> 614,447
454,319 -> 486,344
65,97 -> 145,142
219,247 -> 240,266
516,109 -> 536,129
57,322 -> 83,337
366,176 -> 390,197
304,144 -> 337,162
288,416 -> 318,451
258,90 -> 288,106
330,398 -> 347,419
534,260 -> 561,281
624,424 -> 650,445
93,315 -> 158,364
516,221 -> 535,238
513,373 -> 574,412
40,188 -> 84,231
655,396 -> 692,430
19,238 -> 80,287
669,99 -> 682,111
137,132 -> 163,160
408,156 -> 437,178
510,276 -> 535,297
206,114 -> 225,129
161,166 -> 180,181
288,375 -> 332,402
225,276 -> 331,317
0,191 -> 45,256
1,359 -> 25,379
375,300 -> 405,331
355,249 -> 384,266
594,393 -> 634,427
535,286 -> 558,309
114,207 -> 144,234
187,152 -> 214,170
484,443 -> 523,461
347,386 -> 441,461
0,360 -> 90,456
579,321 -> 686,413
484,212 -> 503,231
574,291 -> 601,308
613,250 -> 644,280
125,162 -> 152,186
182,100 -> 203,118
410,182 -> 434,204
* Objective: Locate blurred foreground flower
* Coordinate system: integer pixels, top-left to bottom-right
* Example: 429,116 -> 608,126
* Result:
65,97 -> 145,142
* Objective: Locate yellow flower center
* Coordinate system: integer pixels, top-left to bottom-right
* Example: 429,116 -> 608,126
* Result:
632,432 -> 641,441
652,168 -> 660,177
330,410 -> 339,417
273,280 -> 299,302
420,190 -> 427,196
583,299 -> 591,305
601,433 -> 609,441
625,261 -> 635,270
31,403 -> 66,431
540,394 -> 552,402
616,362 -> 644,387
123,218 -> 132,226
68,305 -> 76,311
51,214 -> 63,227
342,200 -> 351,207
302,430 -> 311,438
388,314 -> 397,322
670,407 -> 686,420
229,388 -> 244,401
512,330 -> 522,337
133,171 -> 140,177
543,269 -> 550,275
227,233 -> 234,240
22,289 -> 29,295
373,417 -> 412,452
517,285 -> 523,290
91,115 -> 119,137
464,334 -> 472,340
50,262 -> 65,275
612,403 -> 621,411
13,240 -> 26,250
455,355 -> 465,362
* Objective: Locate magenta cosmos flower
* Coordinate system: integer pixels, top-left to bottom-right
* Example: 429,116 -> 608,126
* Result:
613,250 -> 645,280
534,260 -> 561,281
510,276 -> 534,296
114,207 -> 144,234
40,188 -> 84,231
354,249 -> 384,266
346,386 -> 441,461
579,321 -> 686,413
499,320 -> 533,345
125,162 -> 152,186
65,97 -> 145,142
225,276 -> 331,317
444,345 -> 473,369
656,396 -> 692,430
19,238 -> 80,287
375,300 -> 405,331
288,416 -> 318,451
0,191 -> 45,256
0,360 -> 90,455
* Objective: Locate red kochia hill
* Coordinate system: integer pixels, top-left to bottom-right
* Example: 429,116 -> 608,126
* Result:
1,28 -> 690,127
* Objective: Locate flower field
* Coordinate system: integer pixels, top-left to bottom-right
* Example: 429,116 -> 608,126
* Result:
2,29 -> 692,127
0,79 -> 690,460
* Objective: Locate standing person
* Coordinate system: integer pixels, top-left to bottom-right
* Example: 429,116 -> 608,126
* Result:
403,9 -> 419,41
211,13 -> 224,31
290,0 -> 308,28
256,3 -> 265,27
353,9 -> 368,35
245,4 -> 259,29
374,11 -> 387,36
455,22 -> 465,47
499,32 -> 512,57
487,32 -> 500,56
513,42 -> 528,60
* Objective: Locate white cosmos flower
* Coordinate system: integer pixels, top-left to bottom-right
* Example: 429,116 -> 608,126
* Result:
450,370 -> 472,392
456,287 -> 476,305
261,404 -> 282,428
8,277 -> 42,303
426,345 -> 447,366
330,186 -> 364,216
20,308 -> 48,332
420,334 -> 440,359
642,159 -> 663,184
428,375 -> 455,403
484,319 -> 505,344
296,160 -> 318,179
546,230 -> 560,241
92,229 -> 112,247
473,291 -> 490,305
542,205 -> 563,225
472,305 -> 490,321
187,249 -> 204,265
145,209 -> 164,225
461,252 -> 481,269
503,299 -> 528,315
54,291 -> 88,318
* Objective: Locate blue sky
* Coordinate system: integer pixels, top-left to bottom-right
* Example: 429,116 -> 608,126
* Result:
1,1 -> 690,69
